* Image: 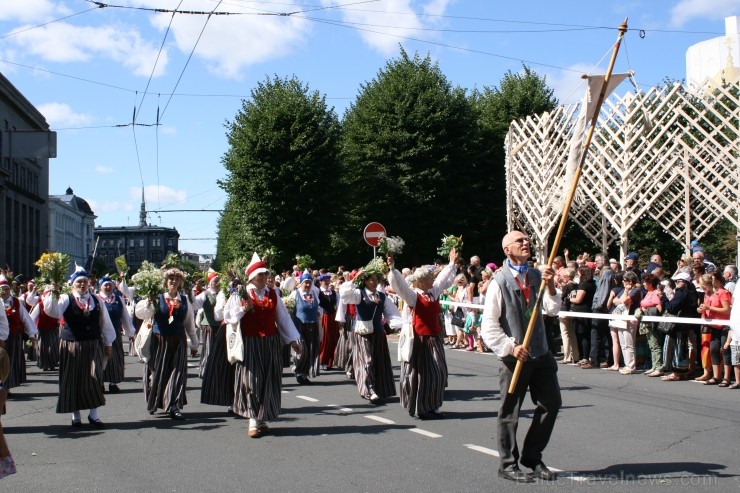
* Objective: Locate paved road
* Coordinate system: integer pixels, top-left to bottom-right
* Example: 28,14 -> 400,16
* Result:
3,337 -> 739,492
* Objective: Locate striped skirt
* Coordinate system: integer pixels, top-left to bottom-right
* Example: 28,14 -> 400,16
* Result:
199,325 -> 219,379
103,330 -> 125,384
232,335 -> 282,421
200,324 -> 235,406
353,330 -> 396,399
4,333 -> 26,389
319,313 -> 340,368
145,333 -> 188,413
294,322 -> 320,378
334,316 -> 355,371
400,335 -> 448,416
36,329 -> 60,371
57,339 -> 106,413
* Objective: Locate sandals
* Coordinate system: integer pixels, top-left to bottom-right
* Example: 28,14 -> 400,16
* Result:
694,374 -> 711,382
718,379 -> 731,388
661,373 -> 683,382
729,383 -> 740,389
703,378 -> 719,385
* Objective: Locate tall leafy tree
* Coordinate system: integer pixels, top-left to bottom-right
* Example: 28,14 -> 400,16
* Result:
472,65 -> 559,259
217,75 -> 342,268
340,48 -> 479,266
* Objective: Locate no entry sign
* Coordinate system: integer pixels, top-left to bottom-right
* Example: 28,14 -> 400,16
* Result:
363,222 -> 386,247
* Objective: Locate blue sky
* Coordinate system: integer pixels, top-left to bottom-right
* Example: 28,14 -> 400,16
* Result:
1,0 -> 738,256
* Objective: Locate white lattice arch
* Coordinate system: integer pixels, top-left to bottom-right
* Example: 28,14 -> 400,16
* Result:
505,81 -> 740,264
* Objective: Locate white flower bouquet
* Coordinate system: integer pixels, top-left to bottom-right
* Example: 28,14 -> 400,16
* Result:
437,234 -> 463,257
378,235 -> 405,257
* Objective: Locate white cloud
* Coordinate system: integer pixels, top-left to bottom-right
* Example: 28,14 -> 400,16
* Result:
95,165 -> 114,175
669,0 -> 740,27
36,102 -> 93,127
129,185 -> 187,207
135,0 -> 311,79
423,0 -> 454,18
11,23 -> 168,77
544,64 -> 593,105
159,125 -> 177,136
0,0 -> 69,23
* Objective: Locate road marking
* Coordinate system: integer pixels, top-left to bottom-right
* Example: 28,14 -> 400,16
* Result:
327,404 -> 353,413
296,395 -> 319,402
409,428 -> 442,438
364,415 -> 395,425
464,444 -> 500,457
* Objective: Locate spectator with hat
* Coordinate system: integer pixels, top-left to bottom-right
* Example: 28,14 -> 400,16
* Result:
624,252 -> 642,283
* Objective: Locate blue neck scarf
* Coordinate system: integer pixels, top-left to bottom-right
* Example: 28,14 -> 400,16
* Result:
506,259 -> 528,275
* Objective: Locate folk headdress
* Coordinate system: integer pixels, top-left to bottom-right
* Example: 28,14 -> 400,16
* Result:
70,264 -> 89,283
245,252 -> 269,282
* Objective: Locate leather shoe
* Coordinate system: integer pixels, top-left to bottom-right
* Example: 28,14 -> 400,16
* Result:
418,411 -> 445,420
87,416 -> 105,429
108,384 -> 120,394
521,460 -> 558,481
498,467 -> 533,483
169,409 -> 185,420
71,419 -> 82,428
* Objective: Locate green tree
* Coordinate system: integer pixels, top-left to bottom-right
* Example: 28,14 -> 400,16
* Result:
340,48 -> 479,266
472,65 -> 559,259
217,75 -> 342,269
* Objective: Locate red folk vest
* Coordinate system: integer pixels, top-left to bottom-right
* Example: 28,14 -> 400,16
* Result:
412,292 -> 442,337
239,288 -> 278,338
5,297 -> 23,334
36,300 -> 60,331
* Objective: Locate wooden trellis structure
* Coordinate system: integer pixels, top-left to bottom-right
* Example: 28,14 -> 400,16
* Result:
505,80 -> 740,263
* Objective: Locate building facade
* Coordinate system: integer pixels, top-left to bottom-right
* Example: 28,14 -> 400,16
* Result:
686,16 -> 740,91
0,72 -> 55,278
48,187 -> 96,272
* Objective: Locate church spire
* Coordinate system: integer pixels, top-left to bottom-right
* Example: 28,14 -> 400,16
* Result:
139,187 -> 147,227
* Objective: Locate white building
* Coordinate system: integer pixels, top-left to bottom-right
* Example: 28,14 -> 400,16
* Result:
686,16 -> 740,91
48,187 -> 96,270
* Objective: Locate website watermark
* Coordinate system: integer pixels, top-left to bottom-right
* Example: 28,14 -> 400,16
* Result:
550,472 -> 720,486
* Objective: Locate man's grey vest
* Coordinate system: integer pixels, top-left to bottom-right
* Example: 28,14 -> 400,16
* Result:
493,266 -> 549,361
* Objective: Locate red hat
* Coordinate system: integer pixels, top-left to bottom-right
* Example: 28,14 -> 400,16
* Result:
245,253 -> 269,281
0,275 -> 9,287
206,268 -> 220,284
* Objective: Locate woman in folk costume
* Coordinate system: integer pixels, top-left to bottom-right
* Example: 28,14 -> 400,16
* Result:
192,270 -> 235,412
98,276 -> 136,393
0,274 -> 37,391
387,248 -> 457,419
0,345 -> 17,478
318,274 -> 341,371
339,262 -> 402,403
290,272 -> 321,384
135,268 -> 198,419
225,253 -> 301,438
334,271 -> 357,380
42,266 -> 115,427
29,286 -> 61,371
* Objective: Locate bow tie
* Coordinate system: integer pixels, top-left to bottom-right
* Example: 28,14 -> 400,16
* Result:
507,260 -> 528,274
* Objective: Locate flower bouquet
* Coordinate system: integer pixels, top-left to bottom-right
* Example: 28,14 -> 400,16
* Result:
34,252 -> 71,295
353,257 -> 389,288
114,255 -> 128,278
282,294 -> 296,314
378,235 -> 405,257
219,258 -> 248,296
131,261 -> 164,302
295,254 -> 314,272
437,234 -> 463,257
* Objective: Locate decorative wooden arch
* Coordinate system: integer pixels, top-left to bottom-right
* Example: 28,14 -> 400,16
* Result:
505,81 -> 740,264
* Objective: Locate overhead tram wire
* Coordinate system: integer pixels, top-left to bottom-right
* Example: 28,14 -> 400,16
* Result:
158,0 -> 224,122
0,7 -> 101,39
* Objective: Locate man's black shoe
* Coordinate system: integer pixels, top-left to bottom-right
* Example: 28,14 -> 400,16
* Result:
418,411 -> 445,420
498,467 -> 533,483
520,460 -> 558,481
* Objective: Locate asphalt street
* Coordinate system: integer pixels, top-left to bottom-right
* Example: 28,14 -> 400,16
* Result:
2,337 -> 739,492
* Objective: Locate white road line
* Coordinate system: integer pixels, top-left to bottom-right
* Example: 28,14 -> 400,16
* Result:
463,444 -> 500,457
326,404 -> 353,413
296,395 -> 319,402
409,428 -> 442,438
364,415 -> 395,425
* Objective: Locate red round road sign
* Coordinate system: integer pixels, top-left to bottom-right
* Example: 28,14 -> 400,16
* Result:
363,222 -> 386,247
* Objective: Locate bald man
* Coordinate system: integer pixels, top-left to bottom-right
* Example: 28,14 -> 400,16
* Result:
481,231 -> 562,483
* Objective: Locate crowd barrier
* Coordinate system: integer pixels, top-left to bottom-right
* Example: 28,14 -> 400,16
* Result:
440,300 -> 734,327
